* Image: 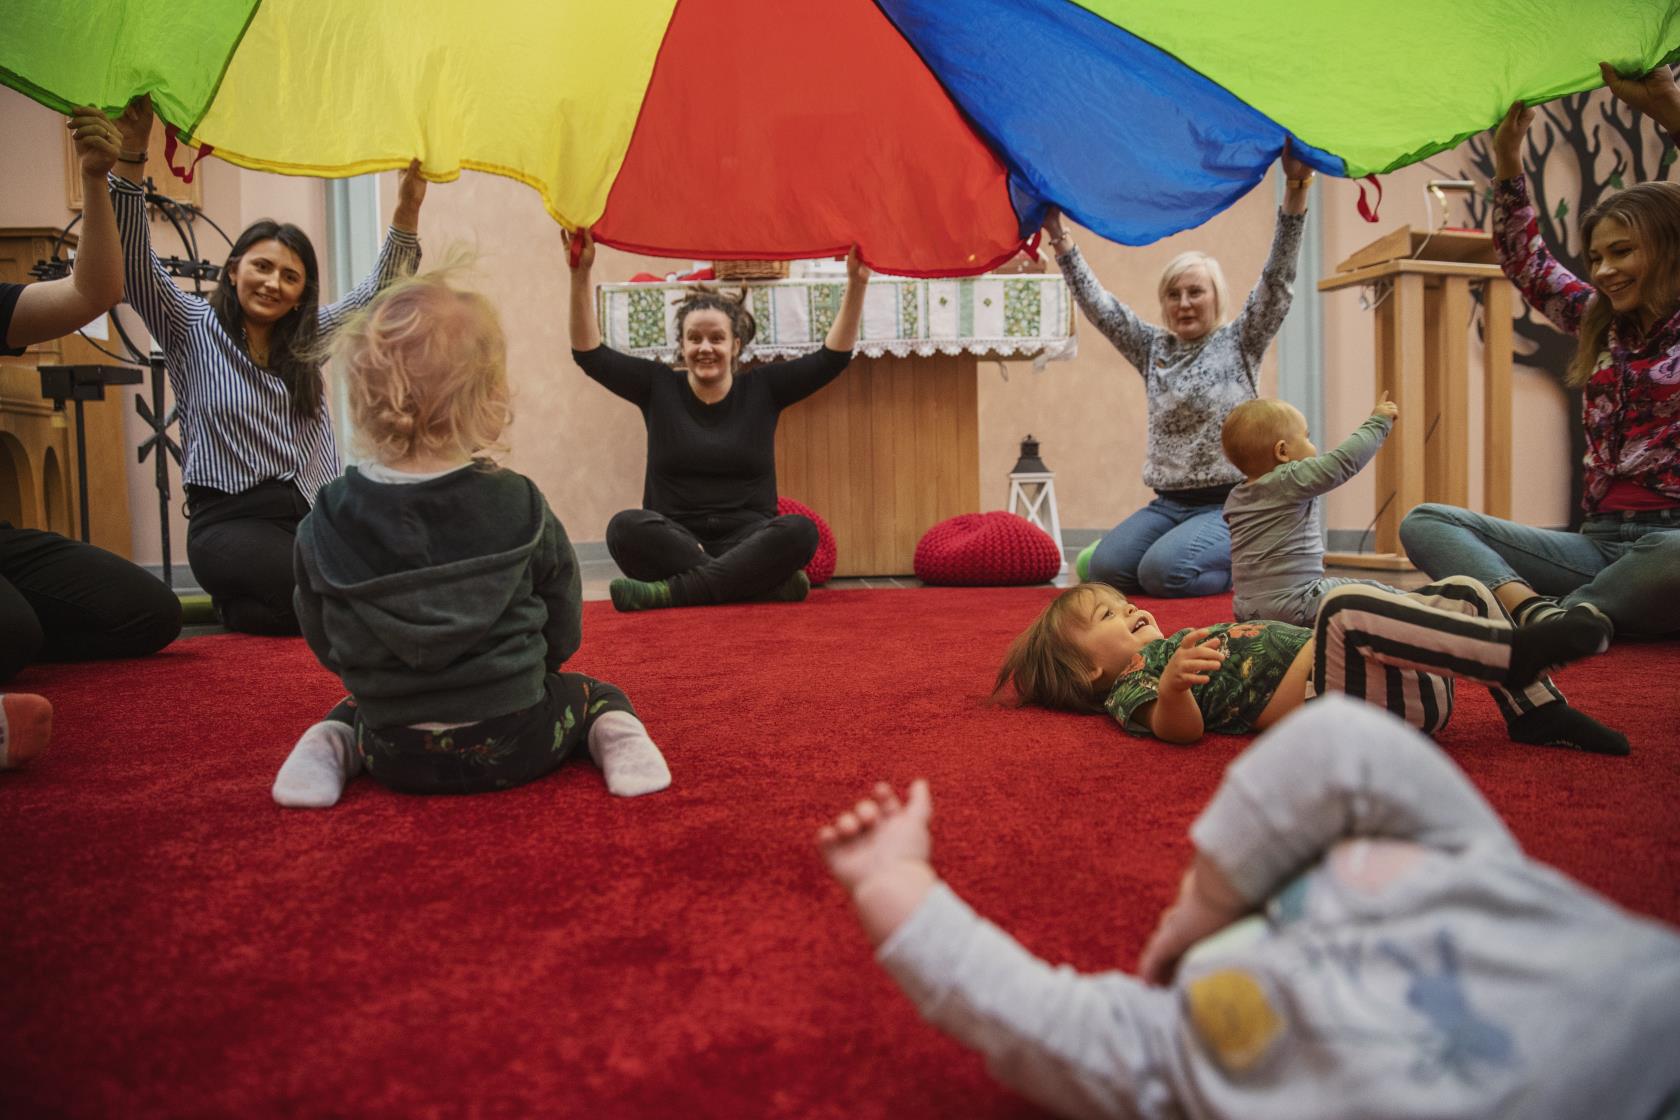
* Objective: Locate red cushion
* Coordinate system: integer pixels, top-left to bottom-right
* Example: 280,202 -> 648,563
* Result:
913,512 -> 1061,587
777,496 -> 836,586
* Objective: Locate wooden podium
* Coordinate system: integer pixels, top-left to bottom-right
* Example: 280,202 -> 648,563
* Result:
1318,226 -> 1514,569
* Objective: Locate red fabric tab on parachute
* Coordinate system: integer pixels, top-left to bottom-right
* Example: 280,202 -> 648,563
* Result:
163,124 -> 214,184
1356,174 -> 1383,223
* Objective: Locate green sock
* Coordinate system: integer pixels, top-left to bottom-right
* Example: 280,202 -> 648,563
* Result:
609,577 -> 674,612
1075,541 -> 1098,582
758,571 -> 810,603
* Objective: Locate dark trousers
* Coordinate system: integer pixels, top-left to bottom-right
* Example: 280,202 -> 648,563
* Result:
606,508 -> 817,605
0,524 -> 182,683
186,481 -> 308,636
325,671 -> 635,795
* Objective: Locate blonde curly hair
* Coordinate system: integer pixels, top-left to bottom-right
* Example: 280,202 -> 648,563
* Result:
333,264 -> 511,465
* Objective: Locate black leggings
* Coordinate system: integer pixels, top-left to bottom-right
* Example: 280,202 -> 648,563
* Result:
0,525 -> 182,683
326,672 -> 635,795
185,481 -> 308,636
606,509 -> 817,606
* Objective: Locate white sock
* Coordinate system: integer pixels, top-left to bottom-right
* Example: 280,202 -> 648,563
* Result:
587,710 -> 671,797
272,721 -> 361,809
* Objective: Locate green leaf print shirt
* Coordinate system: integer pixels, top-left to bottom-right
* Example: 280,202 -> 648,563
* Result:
1105,622 -> 1312,737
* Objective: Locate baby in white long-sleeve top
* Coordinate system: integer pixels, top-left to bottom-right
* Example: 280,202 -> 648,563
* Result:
817,696 -> 1680,1120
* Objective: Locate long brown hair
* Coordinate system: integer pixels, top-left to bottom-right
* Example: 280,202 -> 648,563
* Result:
992,583 -> 1122,714
1567,181 -> 1680,387
209,220 -> 323,419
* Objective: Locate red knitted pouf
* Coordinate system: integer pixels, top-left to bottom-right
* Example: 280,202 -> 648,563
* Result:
777,496 -> 837,586
913,512 -> 1061,587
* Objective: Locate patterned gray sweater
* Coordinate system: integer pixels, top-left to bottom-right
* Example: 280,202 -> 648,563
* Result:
1058,211 -> 1306,492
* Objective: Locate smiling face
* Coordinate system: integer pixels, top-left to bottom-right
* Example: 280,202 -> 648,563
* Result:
1161,263 -> 1218,342
1067,586 -> 1164,689
1588,216 -> 1650,323
680,308 -> 740,387
230,238 -> 308,327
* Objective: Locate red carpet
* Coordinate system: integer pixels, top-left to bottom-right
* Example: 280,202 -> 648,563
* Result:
3,588 -> 1677,1118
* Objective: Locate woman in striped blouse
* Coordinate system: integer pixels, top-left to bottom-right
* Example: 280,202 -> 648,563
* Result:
110,97 -> 425,634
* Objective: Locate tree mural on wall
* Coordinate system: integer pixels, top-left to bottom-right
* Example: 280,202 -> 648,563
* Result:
1458,88 -> 1677,527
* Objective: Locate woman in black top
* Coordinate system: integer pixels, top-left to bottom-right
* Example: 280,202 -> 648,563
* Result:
566,230 -> 870,610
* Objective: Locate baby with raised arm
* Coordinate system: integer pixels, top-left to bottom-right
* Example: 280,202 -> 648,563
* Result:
272,268 -> 670,807
818,697 -> 1680,1120
1221,393 -> 1398,625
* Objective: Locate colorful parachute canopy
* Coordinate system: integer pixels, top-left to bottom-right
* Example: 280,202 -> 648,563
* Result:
4,1 -> 1678,276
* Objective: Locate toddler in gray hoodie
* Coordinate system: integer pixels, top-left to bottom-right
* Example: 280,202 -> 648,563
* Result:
272,269 -> 670,807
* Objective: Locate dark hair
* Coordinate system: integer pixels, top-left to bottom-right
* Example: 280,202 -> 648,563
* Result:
674,288 -> 757,357
209,220 -> 323,419
1568,181 -> 1680,388
991,582 -> 1120,714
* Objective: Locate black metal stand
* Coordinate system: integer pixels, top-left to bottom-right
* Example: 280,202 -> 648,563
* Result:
37,364 -> 145,544
135,349 -> 182,589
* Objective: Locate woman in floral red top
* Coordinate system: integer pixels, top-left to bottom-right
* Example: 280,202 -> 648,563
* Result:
1402,63 -> 1680,640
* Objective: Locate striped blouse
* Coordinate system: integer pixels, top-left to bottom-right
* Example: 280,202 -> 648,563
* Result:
112,175 -> 421,505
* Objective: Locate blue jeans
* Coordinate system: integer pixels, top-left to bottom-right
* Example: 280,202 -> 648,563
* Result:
1399,503 -> 1680,638
1088,497 -> 1232,597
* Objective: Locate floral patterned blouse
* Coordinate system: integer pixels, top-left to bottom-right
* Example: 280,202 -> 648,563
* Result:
1104,621 -> 1311,738
1492,176 -> 1680,512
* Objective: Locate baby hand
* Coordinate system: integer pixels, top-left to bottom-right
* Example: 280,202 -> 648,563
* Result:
1372,390 -> 1398,421
1161,629 -> 1224,694
818,780 -> 933,893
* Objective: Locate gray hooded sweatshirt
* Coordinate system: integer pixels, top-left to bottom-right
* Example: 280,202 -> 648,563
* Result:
293,463 -> 581,727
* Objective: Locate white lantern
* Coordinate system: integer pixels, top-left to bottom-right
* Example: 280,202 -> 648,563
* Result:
1007,435 -> 1065,574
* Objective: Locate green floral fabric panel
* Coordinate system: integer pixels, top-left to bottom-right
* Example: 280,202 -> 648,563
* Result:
627,288 -> 668,349
1105,621 -> 1311,737
1003,279 -> 1041,337
808,283 -> 842,338
751,287 -> 774,343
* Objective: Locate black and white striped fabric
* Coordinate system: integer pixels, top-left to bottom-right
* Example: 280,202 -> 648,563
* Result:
1308,575 -> 1564,735
112,176 -> 420,506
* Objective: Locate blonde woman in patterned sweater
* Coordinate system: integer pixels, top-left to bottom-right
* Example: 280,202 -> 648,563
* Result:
1048,148 -> 1313,598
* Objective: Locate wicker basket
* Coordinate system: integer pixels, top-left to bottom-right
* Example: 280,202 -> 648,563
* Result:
713,258 -> 790,281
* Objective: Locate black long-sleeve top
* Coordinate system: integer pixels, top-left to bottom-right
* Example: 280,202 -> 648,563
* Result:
573,344 -> 851,527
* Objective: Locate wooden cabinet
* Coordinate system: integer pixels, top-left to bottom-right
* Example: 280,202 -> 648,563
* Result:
0,227 -> 136,557
775,353 -> 979,577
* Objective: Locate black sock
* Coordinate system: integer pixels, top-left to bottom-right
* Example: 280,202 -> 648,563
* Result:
1507,702 -> 1630,756
1511,596 -> 1563,627
1504,606 -> 1612,687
